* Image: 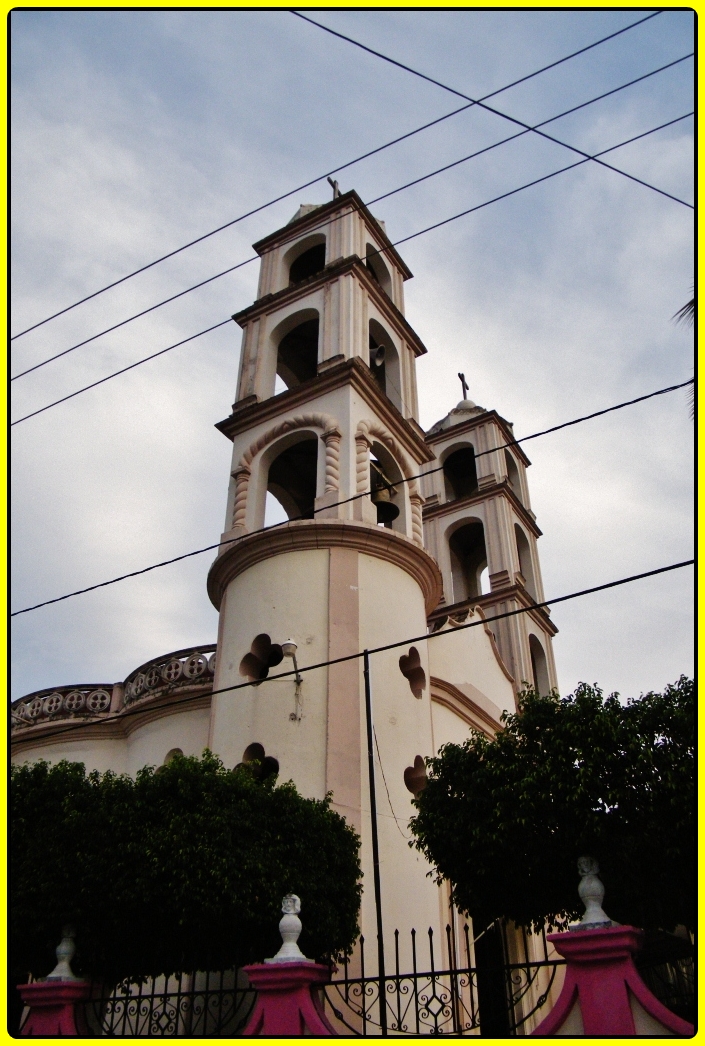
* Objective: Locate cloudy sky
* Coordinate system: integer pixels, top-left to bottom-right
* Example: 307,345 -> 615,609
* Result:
11,9 -> 693,703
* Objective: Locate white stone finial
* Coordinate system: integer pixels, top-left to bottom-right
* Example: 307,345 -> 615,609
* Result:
569,856 -> 617,931
264,894 -> 314,964
45,925 -> 79,980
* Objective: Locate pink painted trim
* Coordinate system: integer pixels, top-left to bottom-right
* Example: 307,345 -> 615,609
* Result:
18,980 -> 91,1037
531,926 -> 694,1037
242,962 -> 337,1036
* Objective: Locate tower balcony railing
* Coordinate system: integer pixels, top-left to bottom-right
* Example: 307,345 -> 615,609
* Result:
11,645 -> 217,734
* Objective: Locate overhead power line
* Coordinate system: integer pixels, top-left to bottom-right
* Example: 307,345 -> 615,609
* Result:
10,113 -> 691,426
10,10 -> 662,342
10,377 -> 692,616
12,71 -> 691,386
12,559 -> 694,731
293,11 -> 693,210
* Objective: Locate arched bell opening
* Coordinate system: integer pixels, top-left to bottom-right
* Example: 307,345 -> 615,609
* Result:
368,319 -> 402,413
266,435 -> 319,521
505,449 -> 522,502
365,243 -> 392,297
529,634 -> 550,695
369,441 -> 406,534
283,233 -> 326,288
289,243 -> 326,285
442,445 -> 478,501
448,519 -> 487,603
276,317 -> 319,389
514,524 -> 537,601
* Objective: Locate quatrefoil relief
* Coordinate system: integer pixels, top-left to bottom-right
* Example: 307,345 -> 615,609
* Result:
404,755 -> 428,798
399,646 -> 426,698
239,634 -> 284,683
237,742 -> 280,781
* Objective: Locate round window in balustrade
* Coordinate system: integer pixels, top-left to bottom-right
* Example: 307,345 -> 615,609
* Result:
27,698 -> 44,719
183,653 -> 208,679
42,693 -> 63,715
207,652 -> 217,674
86,690 -> 111,713
64,691 -> 86,712
144,667 -> 161,689
133,673 -> 147,696
162,659 -> 183,683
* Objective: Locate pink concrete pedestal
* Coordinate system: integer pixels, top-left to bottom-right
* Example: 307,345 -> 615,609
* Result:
242,962 -> 338,1036
18,980 -> 92,1036
531,926 -> 694,1036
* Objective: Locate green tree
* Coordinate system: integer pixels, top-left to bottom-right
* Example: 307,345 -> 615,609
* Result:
410,677 -> 694,934
11,751 -> 361,984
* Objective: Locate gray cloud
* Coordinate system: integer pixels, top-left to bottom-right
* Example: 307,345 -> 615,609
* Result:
11,9 -> 693,701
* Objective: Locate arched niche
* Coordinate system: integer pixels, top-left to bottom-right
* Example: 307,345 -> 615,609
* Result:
514,524 -> 537,601
369,318 -> 402,413
447,518 -> 487,603
271,309 -> 320,390
370,440 -> 408,536
283,233 -> 326,287
265,432 -> 319,521
441,443 -> 478,501
366,243 -> 392,297
505,449 -> 522,503
529,634 -> 550,695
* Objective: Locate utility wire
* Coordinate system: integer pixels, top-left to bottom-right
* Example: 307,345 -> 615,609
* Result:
11,115 -> 688,427
293,11 -> 693,209
10,377 -> 692,616
10,320 -> 232,426
10,11 -> 662,342
12,559 -> 694,732
13,74 -> 691,385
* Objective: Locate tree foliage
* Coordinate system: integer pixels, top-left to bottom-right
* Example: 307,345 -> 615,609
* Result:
11,751 -> 361,983
410,678 -> 694,934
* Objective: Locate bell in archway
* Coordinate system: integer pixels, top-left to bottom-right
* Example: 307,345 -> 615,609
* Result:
371,485 -> 399,524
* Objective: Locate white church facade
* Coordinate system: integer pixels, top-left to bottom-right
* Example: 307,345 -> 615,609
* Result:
12,190 -> 559,972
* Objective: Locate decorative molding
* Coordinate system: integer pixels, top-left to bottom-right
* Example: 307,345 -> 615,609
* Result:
422,480 -> 542,538
430,677 -> 502,737
239,412 -> 339,469
250,189 -> 414,280
232,254 -> 426,360
428,588 -> 559,638
217,357 -> 434,467
207,518 -> 443,615
424,408 -> 532,468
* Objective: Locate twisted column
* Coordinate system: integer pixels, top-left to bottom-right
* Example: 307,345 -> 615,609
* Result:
322,428 -> 342,493
355,433 -> 371,494
409,488 -> 425,547
231,466 -> 251,529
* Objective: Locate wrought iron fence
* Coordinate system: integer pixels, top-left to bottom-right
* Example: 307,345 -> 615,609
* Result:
69,970 -> 256,1037
322,923 -> 565,1036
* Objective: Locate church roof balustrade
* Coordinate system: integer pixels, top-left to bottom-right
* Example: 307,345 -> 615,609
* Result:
11,644 -> 216,740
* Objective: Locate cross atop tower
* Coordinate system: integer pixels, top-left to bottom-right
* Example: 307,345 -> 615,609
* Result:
458,372 -> 469,400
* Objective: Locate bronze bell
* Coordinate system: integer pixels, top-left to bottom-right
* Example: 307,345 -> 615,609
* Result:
371,485 -> 399,523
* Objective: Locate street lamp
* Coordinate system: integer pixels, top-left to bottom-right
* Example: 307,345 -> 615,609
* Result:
282,639 -> 303,721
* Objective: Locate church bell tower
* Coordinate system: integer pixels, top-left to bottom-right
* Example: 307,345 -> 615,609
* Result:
207,190 -> 446,958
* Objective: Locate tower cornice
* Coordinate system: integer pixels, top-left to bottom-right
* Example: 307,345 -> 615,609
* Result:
215,355 -> 435,464
251,190 -> 414,281
422,480 -> 542,538
428,586 -> 559,637
232,254 -> 428,358
425,409 -> 531,467
207,518 -> 444,615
